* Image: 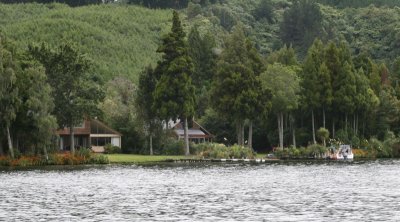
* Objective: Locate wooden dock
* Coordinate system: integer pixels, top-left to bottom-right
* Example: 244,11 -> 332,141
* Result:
168,158 -> 280,163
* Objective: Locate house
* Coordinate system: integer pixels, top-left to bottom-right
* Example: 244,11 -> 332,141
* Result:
172,120 -> 213,143
56,118 -> 122,153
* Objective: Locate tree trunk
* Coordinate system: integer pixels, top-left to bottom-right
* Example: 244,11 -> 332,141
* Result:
149,134 -> 153,155
277,114 -> 281,149
362,118 -> 365,137
356,114 -> 359,135
278,113 -> 284,149
292,126 -> 296,148
241,121 -> 245,147
311,110 -> 316,144
43,146 -> 49,161
345,114 -> 348,132
332,120 -> 335,138
70,126 -> 75,155
323,107 -> 326,129
281,113 -> 284,149
6,126 -> 14,159
184,117 -> 190,156
353,114 -> 356,135
236,121 -> 241,146
248,120 -> 253,149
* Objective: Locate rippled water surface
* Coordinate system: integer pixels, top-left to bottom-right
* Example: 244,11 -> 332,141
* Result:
1,160 -> 400,221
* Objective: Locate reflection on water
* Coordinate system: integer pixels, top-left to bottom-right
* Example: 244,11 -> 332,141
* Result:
1,160 -> 400,221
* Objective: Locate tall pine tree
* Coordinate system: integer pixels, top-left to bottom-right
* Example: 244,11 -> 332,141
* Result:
153,11 -> 195,155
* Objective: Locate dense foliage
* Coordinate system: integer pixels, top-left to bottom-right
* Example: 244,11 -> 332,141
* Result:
0,3 -> 172,82
2,1 -> 400,159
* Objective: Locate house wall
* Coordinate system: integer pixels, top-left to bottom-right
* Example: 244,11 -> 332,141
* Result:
111,137 -> 121,147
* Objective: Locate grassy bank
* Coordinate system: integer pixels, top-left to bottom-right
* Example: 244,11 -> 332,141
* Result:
105,154 -> 198,164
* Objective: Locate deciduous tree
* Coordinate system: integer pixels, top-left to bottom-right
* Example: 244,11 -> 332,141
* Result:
29,42 -> 104,154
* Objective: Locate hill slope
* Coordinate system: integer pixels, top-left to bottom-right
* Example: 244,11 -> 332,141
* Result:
0,3 -> 172,82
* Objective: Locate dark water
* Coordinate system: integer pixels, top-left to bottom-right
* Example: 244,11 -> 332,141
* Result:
1,160 -> 400,221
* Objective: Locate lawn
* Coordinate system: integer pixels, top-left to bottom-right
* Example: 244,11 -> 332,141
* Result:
105,154 -> 198,164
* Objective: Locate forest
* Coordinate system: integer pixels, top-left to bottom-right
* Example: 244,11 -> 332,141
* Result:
1,0 -> 400,159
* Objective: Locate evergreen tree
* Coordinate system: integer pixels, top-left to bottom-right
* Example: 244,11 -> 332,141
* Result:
187,26 -> 216,117
334,61 -> 357,131
300,39 -> 325,144
374,86 -> 400,139
211,26 -> 269,147
153,11 -> 195,155
137,66 -> 159,155
266,45 -> 298,66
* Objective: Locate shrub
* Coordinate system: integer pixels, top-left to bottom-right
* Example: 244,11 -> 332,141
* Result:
0,151 -> 110,166
368,137 -> 390,158
275,144 -> 328,159
0,156 -> 11,166
76,147 -> 92,159
191,142 -> 212,155
196,143 -> 255,159
162,139 -> 185,155
307,144 -> 327,157
351,136 -> 360,148
88,154 -> 109,164
104,144 -> 122,154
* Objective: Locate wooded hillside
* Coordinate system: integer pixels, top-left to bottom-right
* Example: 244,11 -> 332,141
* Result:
0,3 -> 171,82
1,1 -> 400,81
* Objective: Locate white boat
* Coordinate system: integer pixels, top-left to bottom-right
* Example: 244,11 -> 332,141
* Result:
332,145 -> 354,160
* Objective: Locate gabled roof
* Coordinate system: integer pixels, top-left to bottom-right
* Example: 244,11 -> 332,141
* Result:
172,119 -> 213,138
56,118 -> 122,136
90,118 -> 122,136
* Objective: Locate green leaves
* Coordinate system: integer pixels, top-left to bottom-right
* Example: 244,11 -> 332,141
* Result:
29,42 -> 104,129
261,63 -> 300,114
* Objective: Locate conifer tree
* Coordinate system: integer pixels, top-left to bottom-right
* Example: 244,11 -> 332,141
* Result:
301,39 -> 325,144
153,11 -> 195,155
137,66 -> 158,155
211,26 -> 270,147
187,26 -> 216,117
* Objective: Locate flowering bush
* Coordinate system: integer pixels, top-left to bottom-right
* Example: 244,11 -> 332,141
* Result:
0,150 -> 109,167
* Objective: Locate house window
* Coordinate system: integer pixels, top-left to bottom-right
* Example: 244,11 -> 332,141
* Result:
92,137 -> 111,146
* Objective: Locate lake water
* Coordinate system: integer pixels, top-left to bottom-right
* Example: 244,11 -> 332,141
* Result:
1,160 -> 400,221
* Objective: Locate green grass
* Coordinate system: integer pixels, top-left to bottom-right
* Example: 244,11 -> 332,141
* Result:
256,153 -> 268,159
105,154 -> 198,163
